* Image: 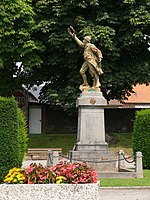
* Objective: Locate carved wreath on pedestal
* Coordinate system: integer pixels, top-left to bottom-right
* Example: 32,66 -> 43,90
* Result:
90,98 -> 96,104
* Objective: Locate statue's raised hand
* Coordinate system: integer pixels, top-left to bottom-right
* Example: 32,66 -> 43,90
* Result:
68,26 -> 76,39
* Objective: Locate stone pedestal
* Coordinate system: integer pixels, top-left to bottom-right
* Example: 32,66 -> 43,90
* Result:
69,89 -> 116,172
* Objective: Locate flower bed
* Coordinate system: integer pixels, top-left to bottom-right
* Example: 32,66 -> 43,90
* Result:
0,162 -> 100,200
3,161 -> 98,184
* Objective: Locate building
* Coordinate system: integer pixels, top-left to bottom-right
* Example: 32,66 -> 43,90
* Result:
14,84 -> 150,134
106,84 -> 150,132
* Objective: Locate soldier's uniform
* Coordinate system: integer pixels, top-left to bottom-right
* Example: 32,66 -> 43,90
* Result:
81,43 -> 103,77
70,33 -> 103,88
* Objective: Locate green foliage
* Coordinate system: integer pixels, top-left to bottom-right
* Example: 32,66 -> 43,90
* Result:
133,109 -> 150,169
1,0 -> 150,113
0,0 -> 44,96
0,97 -> 28,182
39,85 -> 79,115
0,97 -> 20,183
30,0 -> 150,113
17,108 -> 28,165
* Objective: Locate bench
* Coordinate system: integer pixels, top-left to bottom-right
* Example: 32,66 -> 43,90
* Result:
25,148 -> 62,160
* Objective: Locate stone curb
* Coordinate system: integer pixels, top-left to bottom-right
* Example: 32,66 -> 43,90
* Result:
100,186 -> 150,189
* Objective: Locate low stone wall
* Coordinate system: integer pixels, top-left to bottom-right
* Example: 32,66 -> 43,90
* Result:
0,182 -> 100,200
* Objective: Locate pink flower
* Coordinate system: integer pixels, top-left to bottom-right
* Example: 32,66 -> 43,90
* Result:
82,162 -> 88,167
28,180 -> 34,184
66,164 -> 73,171
50,166 -> 56,171
27,165 -> 34,174
83,174 -> 89,178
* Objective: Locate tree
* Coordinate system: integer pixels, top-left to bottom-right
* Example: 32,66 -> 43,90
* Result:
1,0 -> 150,114
0,0 -> 44,96
29,0 -> 150,114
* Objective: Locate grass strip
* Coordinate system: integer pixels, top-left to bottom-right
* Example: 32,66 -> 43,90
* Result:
99,170 -> 150,187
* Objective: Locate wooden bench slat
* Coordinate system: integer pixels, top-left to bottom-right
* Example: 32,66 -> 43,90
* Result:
28,148 -> 62,151
25,148 -> 62,160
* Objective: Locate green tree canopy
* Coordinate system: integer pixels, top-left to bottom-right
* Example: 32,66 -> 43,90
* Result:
30,0 -> 150,113
1,0 -> 150,114
0,0 -> 44,96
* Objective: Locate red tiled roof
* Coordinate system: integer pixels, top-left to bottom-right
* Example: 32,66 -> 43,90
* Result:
108,99 -> 123,106
123,84 -> 150,103
108,84 -> 150,106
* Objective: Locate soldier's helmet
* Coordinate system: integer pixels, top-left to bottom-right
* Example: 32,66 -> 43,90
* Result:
83,36 -> 91,43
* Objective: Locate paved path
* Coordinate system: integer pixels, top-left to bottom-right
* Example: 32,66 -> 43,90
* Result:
98,187 -> 150,200
22,159 -> 47,169
22,158 -> 135,169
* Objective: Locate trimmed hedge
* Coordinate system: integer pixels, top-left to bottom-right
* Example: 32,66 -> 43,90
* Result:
0,97 -> 20,182
0,97 -> 28,182
18,108 -> 28,166
133,109 -> 150,169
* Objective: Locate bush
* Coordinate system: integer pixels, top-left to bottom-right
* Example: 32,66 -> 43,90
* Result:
0,97 -> 20,182
133,109 -> 150,169
18,108 -> 28,165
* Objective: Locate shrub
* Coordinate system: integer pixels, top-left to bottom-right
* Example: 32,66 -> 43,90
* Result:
133,109 -> 150,169
0,97 -> 20,182
18,108 -> 28,165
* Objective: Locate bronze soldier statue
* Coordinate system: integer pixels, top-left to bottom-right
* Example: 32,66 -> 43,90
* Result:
68,26 -> 103,90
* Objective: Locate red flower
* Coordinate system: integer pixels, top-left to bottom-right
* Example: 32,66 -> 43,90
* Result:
27,165 -> 34,174
28,180 -> 34,184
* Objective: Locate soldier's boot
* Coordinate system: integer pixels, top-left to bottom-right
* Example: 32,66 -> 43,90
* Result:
94,74 -> 101,88
92,78 -> 96,87
80,73 -> 89,86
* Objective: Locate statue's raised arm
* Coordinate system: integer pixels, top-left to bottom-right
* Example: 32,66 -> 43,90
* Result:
68,26 -> 103,91
68,26 -> 85,48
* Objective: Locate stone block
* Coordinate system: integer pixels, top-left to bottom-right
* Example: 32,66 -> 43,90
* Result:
69,150 -> 116,172
0,183 -> 100,200
71,90 -> 117,172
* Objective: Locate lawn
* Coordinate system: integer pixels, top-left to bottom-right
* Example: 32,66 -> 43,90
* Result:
100,170 -> 150,187
109,132 -> 133,155
28,133 -> 133,155
28,134 -> 76,154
